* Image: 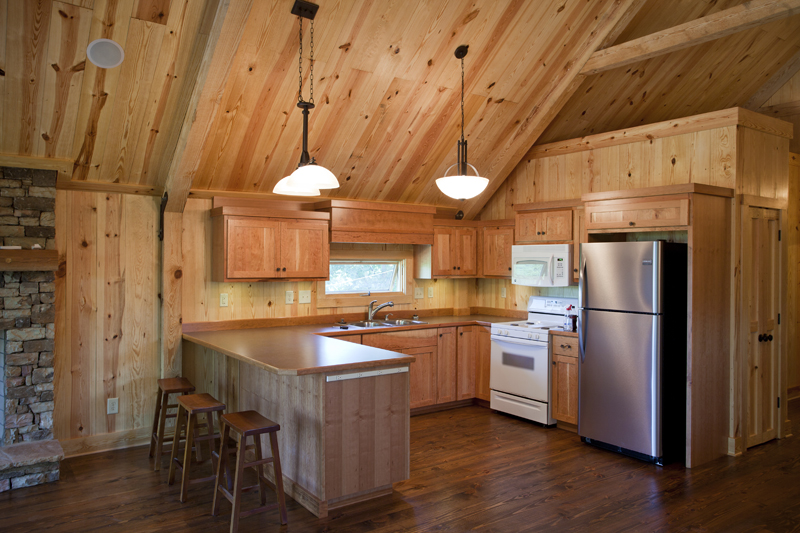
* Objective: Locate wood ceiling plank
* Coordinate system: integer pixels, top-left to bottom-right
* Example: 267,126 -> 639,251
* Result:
3,0 -> 53,156
98,18 -> 165,183
133,0 -> 170,24
38,2 -> 93,159
581,0 -> 800,76
757,100 -> 800,117
746,47 -> 800,109
163,0 -> 254,212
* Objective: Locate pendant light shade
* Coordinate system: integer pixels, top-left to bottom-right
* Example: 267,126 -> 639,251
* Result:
274,1 -> 338,196
436,44 -> 488,201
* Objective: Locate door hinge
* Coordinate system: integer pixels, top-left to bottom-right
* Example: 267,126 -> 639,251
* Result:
778,230 -> 781,241
777,397 -> 781,408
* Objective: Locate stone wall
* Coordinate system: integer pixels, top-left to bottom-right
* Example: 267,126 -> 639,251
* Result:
0,167 -> 56,250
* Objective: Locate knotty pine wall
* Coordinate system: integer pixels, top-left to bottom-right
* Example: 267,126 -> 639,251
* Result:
789,154 -> 799,392
180,198 -> 473,323
53,191 -> 161,453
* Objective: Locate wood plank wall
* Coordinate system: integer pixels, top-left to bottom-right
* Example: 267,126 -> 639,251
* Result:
53,190 -> 161,455
764,70 -> 800,154
789,154 -> 800,393
180,198 -> 472,323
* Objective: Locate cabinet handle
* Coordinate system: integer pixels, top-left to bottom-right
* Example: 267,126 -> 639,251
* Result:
552,361 -> 556,366
457,267 -> 461,270
541,232 -> 545,235
282,267 -> 286,271
508,267 -> 512,271
768,334 -> 773,342
276,268 -> 280,272
460,332 -> 463,336
439,334 -> 442,338
629,221 -> 636,226
758,334 -> 764,342
453,266 -> 457,270
536,231 -> 541,235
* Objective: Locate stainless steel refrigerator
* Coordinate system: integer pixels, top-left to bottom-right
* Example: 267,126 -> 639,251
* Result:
578,241 -> 687,465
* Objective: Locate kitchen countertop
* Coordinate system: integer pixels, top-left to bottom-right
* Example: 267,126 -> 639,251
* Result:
550,328 -> 578,338
183,314 -> 514,376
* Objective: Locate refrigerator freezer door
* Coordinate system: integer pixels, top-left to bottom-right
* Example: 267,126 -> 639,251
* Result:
579,241 -> 661,314
578,309 -> 662,458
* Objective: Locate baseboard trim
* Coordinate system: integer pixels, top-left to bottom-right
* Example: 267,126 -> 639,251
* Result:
59,427 -> 151,458
727,436 -> 743,456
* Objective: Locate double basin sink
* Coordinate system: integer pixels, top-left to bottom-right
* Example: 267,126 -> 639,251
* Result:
333,319 -> 428,329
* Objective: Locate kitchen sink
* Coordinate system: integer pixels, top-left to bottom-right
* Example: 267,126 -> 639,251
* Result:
381,319 -> 428,326
349,321 -> 393,328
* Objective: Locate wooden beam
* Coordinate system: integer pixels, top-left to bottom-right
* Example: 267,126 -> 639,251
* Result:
160,212 -> 183,378
163,0 -> 254,213
56,179 -> 163,196
581,0 -> 800,76
0,154 -> 73,181
461,0 -> 643,220
745,48 -> 800,110
0,250 -> 59,272
189,188 -> 330,202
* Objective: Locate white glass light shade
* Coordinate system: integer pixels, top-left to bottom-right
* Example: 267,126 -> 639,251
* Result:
286,163 -> 339,189
435,163 -> 488,200
272,176 -> 320,196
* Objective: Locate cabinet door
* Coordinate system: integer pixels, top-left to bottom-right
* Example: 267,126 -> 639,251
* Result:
226,217 -> 281,279
475,325 -> 492,401
585,197 -> 689,230
541,210 -> 572,241
280,220 -> 329,278
515,212 -> 541,243
432,227 -> 455,276
482,226 -> 514,277
456,326 -> 477,400
552,354 -> 579,425
572,208 -> 585,283
436,328 -> 457,403
456,228 -> 478,276
405,346 -> 437,409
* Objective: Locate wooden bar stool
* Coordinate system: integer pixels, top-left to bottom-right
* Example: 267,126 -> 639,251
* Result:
168,393 -> 226,502
212,410 -> 288,532
148,377 -> 196,471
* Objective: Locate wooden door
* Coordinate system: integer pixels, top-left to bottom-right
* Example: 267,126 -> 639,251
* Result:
456,228 -> 478,276
280,220 -> 329,278
436,328 -> 457,403
515,212 -> 542,243
572,208 -> 585,283
226,217 -> 281,279
551,334 -> 579,425
432,227 -> 455,277
541,210 -> 572,241
405,346 -> 437,409
746,208 -> 780,448
482,226 -> 513,277
475,325 -> 492,401
456,326 -> 477,400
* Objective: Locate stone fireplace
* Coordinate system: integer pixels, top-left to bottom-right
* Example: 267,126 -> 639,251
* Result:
0,167 -> 62,492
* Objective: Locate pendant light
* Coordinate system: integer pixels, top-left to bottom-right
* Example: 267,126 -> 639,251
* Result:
274,1 -> 339,196
436,45 -> 488,201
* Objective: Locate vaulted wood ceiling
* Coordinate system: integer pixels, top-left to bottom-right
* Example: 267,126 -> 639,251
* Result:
1,0 -> 799,217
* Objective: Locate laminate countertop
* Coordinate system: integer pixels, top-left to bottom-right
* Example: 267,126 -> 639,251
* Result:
182,315 -> 512,376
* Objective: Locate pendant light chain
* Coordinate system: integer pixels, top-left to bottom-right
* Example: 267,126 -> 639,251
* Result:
309,20 -> 314,104
297,17 -> 315,104
461,55 -> 465,142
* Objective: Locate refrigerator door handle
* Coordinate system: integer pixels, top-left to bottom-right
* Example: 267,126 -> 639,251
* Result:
579,309 -> 586,363
579,255 -> 587,308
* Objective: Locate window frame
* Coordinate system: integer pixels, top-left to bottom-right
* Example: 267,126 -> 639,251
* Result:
316,249 -> 413,308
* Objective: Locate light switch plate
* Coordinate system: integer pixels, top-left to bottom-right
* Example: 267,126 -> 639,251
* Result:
299,290 -> 311,304
285,290 -> 294,304
501,287 -> 507,298
428,287 -> 434,298
107,398 -> 119,415
414,287 -> 424,299
220,293 -> 229,307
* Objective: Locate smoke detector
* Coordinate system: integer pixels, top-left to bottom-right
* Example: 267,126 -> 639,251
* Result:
86,39 -> 125,69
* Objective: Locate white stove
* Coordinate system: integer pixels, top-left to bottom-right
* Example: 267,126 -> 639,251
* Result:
489,296 -> 578,425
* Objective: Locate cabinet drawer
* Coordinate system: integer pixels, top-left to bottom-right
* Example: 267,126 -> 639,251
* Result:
362,329 -> 438,350
552,336 -> 578,356
585,197 -> 689,230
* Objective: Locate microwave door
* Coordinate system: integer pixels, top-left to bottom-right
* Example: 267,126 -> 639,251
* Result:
514,259 -> 549,286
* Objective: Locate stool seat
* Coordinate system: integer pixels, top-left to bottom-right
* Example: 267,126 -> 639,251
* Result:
178,393 -> 225,414
221,411 -> 279,437
157,377 -> 195,394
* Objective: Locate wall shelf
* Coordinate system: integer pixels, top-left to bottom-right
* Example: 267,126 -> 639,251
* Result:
0,250 -> 59,271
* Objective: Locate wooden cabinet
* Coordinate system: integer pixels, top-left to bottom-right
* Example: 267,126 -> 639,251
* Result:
456,326 -> 477,400
212,209 -> 330,282
437,328 -> 457,403
431,227 -> 454,277
516,210 -> 572,243
481,226 -> 514,277
456,228 -> 478,276
585,196 -> 689,230
475,325 -> 492,401
405,345 -> 438,409
416,225 -> 478,278
551,334 -> 579,425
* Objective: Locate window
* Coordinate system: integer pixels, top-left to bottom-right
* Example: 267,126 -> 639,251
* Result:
325,260 -> 404,294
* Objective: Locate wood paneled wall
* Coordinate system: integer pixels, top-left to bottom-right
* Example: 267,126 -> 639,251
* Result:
54,190 -> 161,455
764,70 -> 800,154
789,154 -> 800,392
181,198 -> 471,324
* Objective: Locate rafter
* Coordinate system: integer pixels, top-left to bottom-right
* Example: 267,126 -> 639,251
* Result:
580,0 -> 800,76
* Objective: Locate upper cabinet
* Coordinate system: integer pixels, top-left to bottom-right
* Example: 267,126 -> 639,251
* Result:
415,220 -> 513,279
212,207 -> 330,282
585,196 -> 689,230
480,224 -> 514,278
516,209 -> 573,243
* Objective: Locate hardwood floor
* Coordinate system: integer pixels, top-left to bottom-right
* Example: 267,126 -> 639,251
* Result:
2,400 -> 799,532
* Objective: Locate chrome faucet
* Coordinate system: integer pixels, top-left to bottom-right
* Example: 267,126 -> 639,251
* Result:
368,300 -> 394,321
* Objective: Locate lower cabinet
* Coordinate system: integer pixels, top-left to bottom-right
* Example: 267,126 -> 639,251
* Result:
476,326 -> 492,401
457,326 -> 477,400
405,346 -> 438,409
436,328 -> 457,403
551,334 -> 579,425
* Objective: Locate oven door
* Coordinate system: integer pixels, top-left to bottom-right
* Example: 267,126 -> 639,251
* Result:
489,335 -> 550,402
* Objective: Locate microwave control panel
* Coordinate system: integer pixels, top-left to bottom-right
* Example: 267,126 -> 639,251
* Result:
554,257 -> 567,280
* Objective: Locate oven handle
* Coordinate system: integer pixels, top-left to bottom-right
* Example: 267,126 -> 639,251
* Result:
490,335 -> 549,348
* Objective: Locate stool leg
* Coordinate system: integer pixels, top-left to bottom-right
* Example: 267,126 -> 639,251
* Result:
167,405 -> 186,486
154,391 -> 170,471
192,411 -> 203,463
180,412 -> 197,503
212,422 -> 230,517
253,435 -> 267,506
269,432 -> 288,525
148,388 -> 163,458
230,434 -> 248,533
217,411 -> 233,492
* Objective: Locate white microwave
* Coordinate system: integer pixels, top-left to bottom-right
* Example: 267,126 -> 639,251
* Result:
511,244 -> 572,287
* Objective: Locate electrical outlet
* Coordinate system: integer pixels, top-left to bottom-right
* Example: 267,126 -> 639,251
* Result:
299,290 -> 311,304
414,287 -> 424,299
428,287 -> 434,298
501,287 -> 507,298
107,397 -> 119,415
220,293 -> 229,307
285,290 -> 294,304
